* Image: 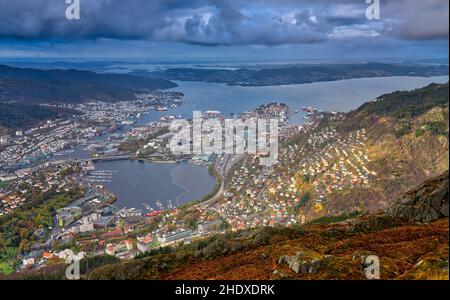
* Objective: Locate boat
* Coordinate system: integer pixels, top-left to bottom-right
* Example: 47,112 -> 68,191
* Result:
146,210 -> 163,217
167,199 -> 173,209
156,200 -> 164,210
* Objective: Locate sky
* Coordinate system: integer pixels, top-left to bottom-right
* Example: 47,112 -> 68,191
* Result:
0,0 -> 448,62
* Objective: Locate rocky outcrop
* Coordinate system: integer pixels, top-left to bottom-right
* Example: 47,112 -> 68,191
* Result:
387,170 -> 449,223
278,252 -> 334,274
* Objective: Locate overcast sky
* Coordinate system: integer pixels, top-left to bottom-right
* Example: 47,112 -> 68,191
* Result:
0,0 -> 448,61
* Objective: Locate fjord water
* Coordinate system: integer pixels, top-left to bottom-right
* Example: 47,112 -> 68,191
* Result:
137,75 -> 449,124
94,160 -> 216,210
102,75 -> 449,209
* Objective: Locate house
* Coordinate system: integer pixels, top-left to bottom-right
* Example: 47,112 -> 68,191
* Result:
79,222 -> 94,233
82,212 -> 101,224
137,234 -> 154,253
198,219 -> 222,233
55,249 -> 86,263
105,243 -> 119,256
100,226 -> 123,239
105,240 -> 132,256
22,258 -> 35,267
124,224 -> 135,233
157,229 -> 194,246
56,207 -> 82,227
93,215 -> 115,229
124,239 -> 133,251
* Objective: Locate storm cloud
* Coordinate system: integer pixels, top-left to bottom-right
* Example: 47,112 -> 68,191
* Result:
0,0 -> 448,46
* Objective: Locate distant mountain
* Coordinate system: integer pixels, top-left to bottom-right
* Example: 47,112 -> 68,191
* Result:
0,103 -> 78,130
132,62 -> 449,86
0,64 -> 176,104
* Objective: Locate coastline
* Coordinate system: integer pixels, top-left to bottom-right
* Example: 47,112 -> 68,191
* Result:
92,157 -> 221,211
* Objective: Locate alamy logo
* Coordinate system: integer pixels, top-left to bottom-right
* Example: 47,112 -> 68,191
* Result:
169,111 -> 279,166
365,0 -> 381,20
65,259 -> 80,280
363,255 -> 380,279
65,0 -> 81,20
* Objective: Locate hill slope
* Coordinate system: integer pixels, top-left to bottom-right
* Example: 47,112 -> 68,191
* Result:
0,103 -> 79,129
133,62 -> 449,86
0,64 -> 176,104
85,170 -> 448,280
83,83 -> 449,280
278,82 -> 449,220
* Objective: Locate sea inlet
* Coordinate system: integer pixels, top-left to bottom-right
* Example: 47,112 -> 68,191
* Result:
89,160 -> 216,211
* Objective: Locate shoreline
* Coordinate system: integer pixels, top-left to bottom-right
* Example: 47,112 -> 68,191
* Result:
92,157 -> 222,211
169,74 -> 449,89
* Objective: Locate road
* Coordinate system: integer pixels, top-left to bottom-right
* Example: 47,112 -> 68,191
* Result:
196,153 -> 246,209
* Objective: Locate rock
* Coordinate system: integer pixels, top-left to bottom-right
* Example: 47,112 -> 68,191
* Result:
259,253 -> 268,260
308,265 -> 317,274
286,256 -> 296,267
414,260 -> 424,268
414,212 -> 423,222
291,261 -> 300,273
278,255 -> 288,264
311,258 -> 322,269
428,187 -> 447,210
401,195 -> 415,205
440,203 -> 449,217
279,253 -> 325,274
360,256 -> 371,269
324,254 -> 334,260
387,170 -> 449,223
429,208 -> 440,220
272,269 -> 289,279
300,261 -> 311,274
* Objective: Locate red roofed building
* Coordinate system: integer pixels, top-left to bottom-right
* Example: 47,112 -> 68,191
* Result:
137,234 -> 154,253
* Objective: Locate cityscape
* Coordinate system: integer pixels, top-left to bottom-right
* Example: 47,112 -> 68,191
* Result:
0,0 -> 448,292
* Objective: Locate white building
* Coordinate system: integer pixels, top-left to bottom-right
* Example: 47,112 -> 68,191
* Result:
79,222 -> 94,233
0,136 -> 8,145
22,258 -> 35,267
55,249 -> 86,263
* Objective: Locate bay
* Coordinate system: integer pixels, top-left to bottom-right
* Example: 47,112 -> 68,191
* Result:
137,75 -> 449,124
92,160 -> 216,210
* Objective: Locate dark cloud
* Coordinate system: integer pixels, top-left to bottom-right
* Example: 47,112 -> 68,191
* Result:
383,0 -> 449,40
0,0 -> 447,46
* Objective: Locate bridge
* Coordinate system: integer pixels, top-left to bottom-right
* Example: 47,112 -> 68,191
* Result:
72,154 -> 172,164
73,155 -> 132,164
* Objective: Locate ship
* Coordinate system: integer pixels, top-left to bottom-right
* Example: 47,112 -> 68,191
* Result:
146,210 -> 163,217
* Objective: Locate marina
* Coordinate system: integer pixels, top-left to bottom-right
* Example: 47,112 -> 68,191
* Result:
89,160 -> 217,211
